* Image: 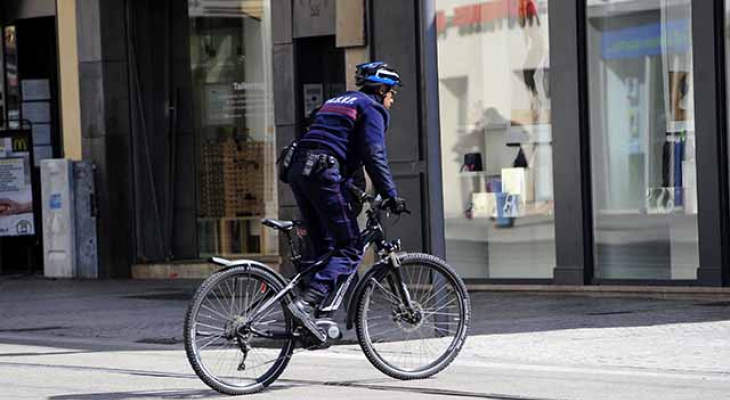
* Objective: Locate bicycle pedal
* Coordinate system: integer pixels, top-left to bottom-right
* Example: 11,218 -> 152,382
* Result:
301,320 -> 327,343
287,302 -> 327,342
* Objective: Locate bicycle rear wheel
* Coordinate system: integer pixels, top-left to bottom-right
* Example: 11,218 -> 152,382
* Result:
355,253 -> 470,380
184,265 -> 294,395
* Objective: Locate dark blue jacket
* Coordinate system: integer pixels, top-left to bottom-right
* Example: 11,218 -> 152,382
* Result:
301,90 -> 398,199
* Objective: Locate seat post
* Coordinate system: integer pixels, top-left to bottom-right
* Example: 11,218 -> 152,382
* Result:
284,229 -> 300,262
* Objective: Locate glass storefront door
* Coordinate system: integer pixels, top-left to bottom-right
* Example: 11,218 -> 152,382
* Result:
586,0 -> 698,280
435,0 -> 555,279
188,1 -> 277,258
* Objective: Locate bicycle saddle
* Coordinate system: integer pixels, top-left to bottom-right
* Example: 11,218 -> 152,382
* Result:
262,219 -> 295,231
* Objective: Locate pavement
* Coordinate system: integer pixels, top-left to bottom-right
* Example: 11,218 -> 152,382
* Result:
1,276 -> 730,399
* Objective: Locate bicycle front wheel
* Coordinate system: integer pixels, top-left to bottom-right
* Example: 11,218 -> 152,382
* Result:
355,253 -> 471,380
184,265 -> 294,395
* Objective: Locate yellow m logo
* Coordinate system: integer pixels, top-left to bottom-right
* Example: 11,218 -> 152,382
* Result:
12,138 -> 28,152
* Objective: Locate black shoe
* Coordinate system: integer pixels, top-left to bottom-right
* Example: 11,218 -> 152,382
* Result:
288,287 -> 327,342
300,286 -> 327,306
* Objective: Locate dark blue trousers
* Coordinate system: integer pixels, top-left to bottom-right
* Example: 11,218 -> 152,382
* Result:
288,152 -> 363,296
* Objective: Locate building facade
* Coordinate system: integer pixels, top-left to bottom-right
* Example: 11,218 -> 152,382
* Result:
0,0 -> 729,287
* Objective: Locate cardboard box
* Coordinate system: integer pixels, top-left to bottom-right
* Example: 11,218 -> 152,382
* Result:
471,192 -> 497,218
501,167 -> 534,204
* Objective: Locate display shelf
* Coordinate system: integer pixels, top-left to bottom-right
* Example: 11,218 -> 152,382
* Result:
458,171 -> 489,178
666,120 -> 695,133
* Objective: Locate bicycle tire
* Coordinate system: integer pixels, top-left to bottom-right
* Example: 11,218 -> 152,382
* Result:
184,265 -> 294,395
355,253 -> 471,380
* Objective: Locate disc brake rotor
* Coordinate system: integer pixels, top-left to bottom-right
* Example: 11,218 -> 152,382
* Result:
394,302 -> 424,333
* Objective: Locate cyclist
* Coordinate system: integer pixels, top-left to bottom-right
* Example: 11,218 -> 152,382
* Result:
286,61 -> 408,330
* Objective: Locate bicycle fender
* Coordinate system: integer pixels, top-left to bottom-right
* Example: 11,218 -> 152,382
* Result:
214,258 -> 289,290
345,260 -> 391,330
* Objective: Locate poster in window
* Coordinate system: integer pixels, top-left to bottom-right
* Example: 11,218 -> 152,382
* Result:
204,83 -> 233,126
21,102 -> 51,124
0,133 -> 35,236
303,83 -> 324,117
32,123 -> 51,146
21,79 -> 50,101
33,145 -> 53,167
668,71 -> 690,123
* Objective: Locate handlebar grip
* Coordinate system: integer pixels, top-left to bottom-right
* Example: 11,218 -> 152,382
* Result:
348,185 -> 363,198
347,184 -> 371,203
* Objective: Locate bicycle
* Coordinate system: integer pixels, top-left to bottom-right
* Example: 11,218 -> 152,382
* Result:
184,191 -> 471,395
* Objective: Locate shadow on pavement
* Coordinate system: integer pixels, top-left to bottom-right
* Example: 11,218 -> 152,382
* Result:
465,291 -> 730,336
1,278 -> 730,352
49,390 -> 219,400
48,387 -> 292,399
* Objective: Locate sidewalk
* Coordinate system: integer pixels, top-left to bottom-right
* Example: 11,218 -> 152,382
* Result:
1,276 -> 729,399
2,276 -> 730,365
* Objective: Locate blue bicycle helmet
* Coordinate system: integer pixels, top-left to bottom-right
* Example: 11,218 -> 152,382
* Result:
356,61 -> 403,89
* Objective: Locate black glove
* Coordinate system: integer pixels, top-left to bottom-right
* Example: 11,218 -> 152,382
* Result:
382,196 -> 410,215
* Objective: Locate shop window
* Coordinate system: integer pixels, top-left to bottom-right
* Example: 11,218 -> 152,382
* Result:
3,26 -> 19,129
586,0 -> 698,280
189,1 -> 277,258
726,1 -> 730,250
0,26 -> 5,129
436,0 -> 555,279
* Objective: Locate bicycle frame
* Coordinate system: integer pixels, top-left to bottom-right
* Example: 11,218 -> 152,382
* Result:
218,196 -> 414,338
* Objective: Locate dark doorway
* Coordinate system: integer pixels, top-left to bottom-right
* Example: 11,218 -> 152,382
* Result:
0,16 -> 59,275
295,36 -> 345,134
15,16 -> 60,158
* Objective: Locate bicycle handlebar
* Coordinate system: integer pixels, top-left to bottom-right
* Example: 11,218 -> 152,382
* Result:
346,184 -> 411,215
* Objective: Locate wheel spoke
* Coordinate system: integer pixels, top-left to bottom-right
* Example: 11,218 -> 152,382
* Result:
422,297 -> 458,315
197,334 -> 226,351
225,278 -> 236,316
210,286 -> 231,320
419,281 -> 451,308
201,303 -> 232,321
196,321 -> 225,332
371,278 -> 402,305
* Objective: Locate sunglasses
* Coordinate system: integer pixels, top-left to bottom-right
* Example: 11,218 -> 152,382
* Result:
387,90 -> 398,98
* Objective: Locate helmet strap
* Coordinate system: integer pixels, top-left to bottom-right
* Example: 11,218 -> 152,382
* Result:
360,85 -> 388,104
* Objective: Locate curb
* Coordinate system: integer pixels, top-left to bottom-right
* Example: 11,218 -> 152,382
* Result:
131,258 -> 280,280
465,284 -> 730,300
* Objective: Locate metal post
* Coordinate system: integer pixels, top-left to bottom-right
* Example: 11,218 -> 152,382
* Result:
420,0 -> 446,259
692,0 -> 729,286
549,0 -> 592,285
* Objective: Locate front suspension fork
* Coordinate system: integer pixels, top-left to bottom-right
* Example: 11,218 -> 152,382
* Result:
386,252 -> 416,313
